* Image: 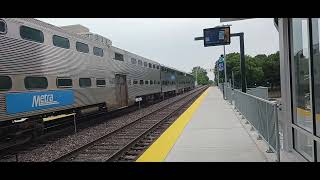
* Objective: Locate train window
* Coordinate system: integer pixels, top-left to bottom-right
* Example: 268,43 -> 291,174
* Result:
144,62 -> 148,67
131,58 -> 137,64
150,80 -> 153,85
133,80 -> 138,85
0,76 -> 12,91
93,47 -> 104,57
24,77 -> 48,90
57,78 -> 72,88
79,78 -> 91,88
140,80 -> 144,85
153,64 -> 156,69
163,67 -> 167,72
148,63 -> 152,68
156,66 -> 159,70
53,35 -> 70,49
20,26 -> 44,43
138,60 -> 142,66
96,79 -> 106,87
0,19 -> 7,34
76,42 -> 89,53
114,53 -> 124,61
145,80 -> 149,85
158,81 -> 160,85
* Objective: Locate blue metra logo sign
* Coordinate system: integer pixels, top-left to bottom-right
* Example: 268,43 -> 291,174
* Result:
6,90 -> 74,114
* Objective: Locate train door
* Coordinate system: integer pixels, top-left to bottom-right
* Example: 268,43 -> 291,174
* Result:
115,74 -> 128,107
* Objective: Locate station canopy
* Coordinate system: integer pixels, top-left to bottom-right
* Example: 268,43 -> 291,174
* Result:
220,18 -> 252,22
220,18 -> 279,31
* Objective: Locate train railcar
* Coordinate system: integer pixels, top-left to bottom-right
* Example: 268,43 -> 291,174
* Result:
160,66 -> 177,96
111,46 -> 162,105
0,18 -> 194,146
0,18 -> 117,138
178,72 -> 195,92
160,65 -> 194,96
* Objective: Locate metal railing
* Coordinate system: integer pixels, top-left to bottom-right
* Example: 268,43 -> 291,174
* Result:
218,83 -> 224,92
224,85 -> 280,162
225,84 -> 233,104
247,87 -> 269,100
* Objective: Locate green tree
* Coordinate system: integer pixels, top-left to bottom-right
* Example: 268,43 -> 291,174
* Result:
191,66 -> 210,85
213,51 -> 280,89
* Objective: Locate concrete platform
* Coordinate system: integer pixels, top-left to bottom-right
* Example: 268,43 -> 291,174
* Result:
137,86 -> 269,162
164,87 -> 267,162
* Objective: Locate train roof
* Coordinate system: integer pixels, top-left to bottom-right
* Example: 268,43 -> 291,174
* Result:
6,18 -> 193,76
160,64 -> 193,76
8,18 -> 112,47
111,46 -> 160,65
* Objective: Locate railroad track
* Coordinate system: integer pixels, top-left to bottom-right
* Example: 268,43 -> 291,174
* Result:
0,105 -> 138,161
0,86 -> 205,162
0,93 -> 170,161
52,86 -> 207,162
111,93 -> 198,162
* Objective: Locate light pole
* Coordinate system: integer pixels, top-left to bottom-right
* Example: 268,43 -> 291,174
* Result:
217,65 -> 219,86
195,67 -> 198,86
223,45 -> 227,85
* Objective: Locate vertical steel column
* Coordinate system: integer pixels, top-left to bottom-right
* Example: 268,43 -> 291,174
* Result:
230,33 -> 246,93
275,104 -> 281,162
223,45 -> 227,84
239,33 -> 246,93
223,46 -> 227,100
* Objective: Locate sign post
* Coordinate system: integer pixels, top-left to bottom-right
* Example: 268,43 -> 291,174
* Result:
223,45 -> 227,84
203,26 -> 230,99
136,97 -> 142,109
218,55 -> 225,99
195,25 -> 247,93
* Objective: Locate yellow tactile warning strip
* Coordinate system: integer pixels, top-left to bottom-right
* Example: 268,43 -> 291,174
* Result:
136,88 -> 210,162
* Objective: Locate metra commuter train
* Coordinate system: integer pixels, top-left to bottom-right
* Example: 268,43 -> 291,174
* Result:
0,18 -> 195,143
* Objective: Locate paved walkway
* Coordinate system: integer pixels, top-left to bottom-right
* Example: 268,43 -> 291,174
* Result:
165,87 -> 267,162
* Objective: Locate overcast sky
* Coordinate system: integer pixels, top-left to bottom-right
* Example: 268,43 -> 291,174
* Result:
37,18 -> 279,80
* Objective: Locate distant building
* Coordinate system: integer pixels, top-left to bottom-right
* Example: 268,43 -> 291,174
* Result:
61,24 -> 112,46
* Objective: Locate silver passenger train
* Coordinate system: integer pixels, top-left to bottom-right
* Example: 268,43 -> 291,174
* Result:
0,18 -> 195,140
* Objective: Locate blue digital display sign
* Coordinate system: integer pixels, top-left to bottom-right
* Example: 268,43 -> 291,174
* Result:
203,27 -> 230,47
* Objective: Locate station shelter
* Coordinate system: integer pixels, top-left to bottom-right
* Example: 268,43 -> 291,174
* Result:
220,18 -> 320,162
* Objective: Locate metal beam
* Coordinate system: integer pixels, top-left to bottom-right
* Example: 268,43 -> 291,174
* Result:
220,18 -> 252,23
194,37 -> 204,41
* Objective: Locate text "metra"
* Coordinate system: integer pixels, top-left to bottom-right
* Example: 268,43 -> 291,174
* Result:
32,94 -> 59,107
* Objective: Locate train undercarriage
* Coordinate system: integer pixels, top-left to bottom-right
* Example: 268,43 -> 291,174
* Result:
0,88 -> 193,151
